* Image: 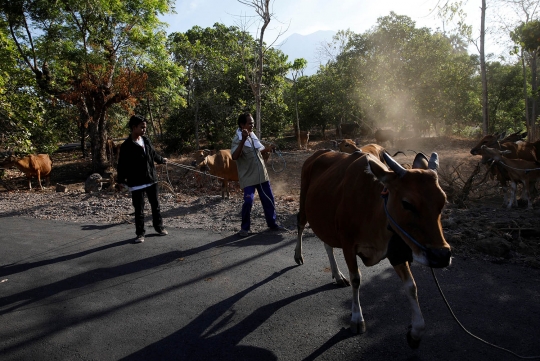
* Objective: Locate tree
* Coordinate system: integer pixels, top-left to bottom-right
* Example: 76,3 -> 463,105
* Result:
290,58 -> 307,147
306,13 -> 478,138
478,0 -> 490,135
512,20 -> 540,140
237,0 -> 277,138
494,0 -> 539,138
166,23 -> 290,152
1,0 -> 173,171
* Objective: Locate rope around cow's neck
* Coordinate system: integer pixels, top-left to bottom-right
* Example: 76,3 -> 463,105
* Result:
166,161 -> 224,180
492,159 -> 540,173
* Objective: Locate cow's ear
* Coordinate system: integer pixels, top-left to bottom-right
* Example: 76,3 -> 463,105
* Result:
366,155 -> 395,184
412,153 -> 429,169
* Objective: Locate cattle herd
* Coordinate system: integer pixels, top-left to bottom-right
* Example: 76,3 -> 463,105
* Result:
1,128 -> 539,349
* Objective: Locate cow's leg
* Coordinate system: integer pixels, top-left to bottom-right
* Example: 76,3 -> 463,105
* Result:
524,181 -> 533,209
500,182 -> 509,206
294,212 -> 305,265
222,180 -> 229,199
342,248 -> 364,334
507,181 -> 517,208
27,176 -> 32,190
37,170 -> 44,190
323,243 -> 350,286
393,262 -> 424,349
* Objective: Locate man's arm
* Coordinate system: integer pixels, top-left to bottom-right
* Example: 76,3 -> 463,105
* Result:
232,130 -> 249,160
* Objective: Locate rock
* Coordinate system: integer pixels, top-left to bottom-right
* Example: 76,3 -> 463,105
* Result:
442,218 -> 457,229
474,237 -> 512,258
56,183 -> 68,192
85,173 -> 103,193
524,257 -> 540,269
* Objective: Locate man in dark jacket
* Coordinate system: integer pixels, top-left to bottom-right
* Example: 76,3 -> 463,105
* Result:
117,115 -> 168,243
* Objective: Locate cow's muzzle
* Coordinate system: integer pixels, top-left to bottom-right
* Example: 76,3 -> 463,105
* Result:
424,247 -> 452,268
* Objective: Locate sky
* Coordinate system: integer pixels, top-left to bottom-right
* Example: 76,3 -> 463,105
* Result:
160,0 -> 506,56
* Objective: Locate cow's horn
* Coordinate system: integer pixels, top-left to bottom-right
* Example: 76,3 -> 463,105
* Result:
428,152 -> 439,171
383,152 -> 406,178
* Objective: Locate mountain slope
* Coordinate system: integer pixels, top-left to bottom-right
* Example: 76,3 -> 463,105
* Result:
276,30 -> 336,76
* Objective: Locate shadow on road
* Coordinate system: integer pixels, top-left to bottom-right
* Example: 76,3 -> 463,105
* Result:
120,266 -> 340,361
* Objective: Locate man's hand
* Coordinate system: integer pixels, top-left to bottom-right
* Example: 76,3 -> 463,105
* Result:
163,158 -> 168,164
241,129 -> 249,140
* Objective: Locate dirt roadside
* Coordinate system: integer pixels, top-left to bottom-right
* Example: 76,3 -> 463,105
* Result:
1,135 -> 539,268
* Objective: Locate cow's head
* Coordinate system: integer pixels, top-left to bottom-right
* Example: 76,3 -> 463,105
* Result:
366,152 -> 451,268
192,149 -> 214,170
470,133 -> 503,155
339,139 -> 361,154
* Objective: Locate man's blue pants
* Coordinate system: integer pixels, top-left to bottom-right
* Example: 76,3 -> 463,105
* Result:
241,181 -> 277,231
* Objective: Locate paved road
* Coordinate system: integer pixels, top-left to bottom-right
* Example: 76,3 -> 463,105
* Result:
0,217 -> 539,361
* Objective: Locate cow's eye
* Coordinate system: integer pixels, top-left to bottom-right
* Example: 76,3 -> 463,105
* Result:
402,200 -> 417,213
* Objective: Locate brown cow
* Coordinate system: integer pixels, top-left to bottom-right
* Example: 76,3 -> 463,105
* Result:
470,133 -> 538,162
1,154 -> 52,190
294,150 -> 451,347
194,149 -> 238,199
480,145 -> 540,209
339,122 -> 361,137
298,131 -> 310,150
374,128 -> 396,146
336,140 -> 403,163
106,139 -> 122,166
470,132 -> 539,202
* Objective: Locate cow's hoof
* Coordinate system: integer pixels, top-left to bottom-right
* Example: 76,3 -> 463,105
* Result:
350,320 -> 366,334
294,255 -> 304,265
406,329 -> 421,349
335,278 -> 351,287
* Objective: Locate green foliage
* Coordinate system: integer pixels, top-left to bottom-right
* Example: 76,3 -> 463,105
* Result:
486,61 -> 527,133
295,13 -> 481,138
166,23 -> 290,150
1,0 -> 178,169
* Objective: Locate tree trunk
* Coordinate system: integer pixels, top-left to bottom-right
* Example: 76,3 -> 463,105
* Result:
480,0 -> 489,135
295,83 -> 301,148
530,50 -> 538,141
146,97 -> 157,138
521,48 -> 530,136
79,123 -> 88,158
195,100 -> 200,150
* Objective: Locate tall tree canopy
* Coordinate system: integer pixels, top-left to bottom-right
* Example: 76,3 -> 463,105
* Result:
1,0 -> 177,170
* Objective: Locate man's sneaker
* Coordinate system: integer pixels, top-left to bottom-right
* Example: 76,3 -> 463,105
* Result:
238,229 -> 250,237
135,235 -> 145,243
156,228 -> 168,236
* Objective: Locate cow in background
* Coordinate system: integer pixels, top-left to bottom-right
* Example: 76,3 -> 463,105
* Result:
1,154 -> 52,190
480,145 -> 540,209
297,131 -> 310,150
193,149 -> 238,199
106,139 -> 122,166
374,128 -> 396,146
